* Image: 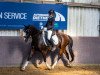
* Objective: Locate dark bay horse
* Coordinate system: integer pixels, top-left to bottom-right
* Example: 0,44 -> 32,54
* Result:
21,25 -> 74,70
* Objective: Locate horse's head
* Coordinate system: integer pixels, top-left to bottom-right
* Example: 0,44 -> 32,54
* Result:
23,25 -> 40,42
23,25 -> 31,42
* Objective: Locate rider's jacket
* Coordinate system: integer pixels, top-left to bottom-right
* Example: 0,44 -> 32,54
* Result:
45,15 -> 55,30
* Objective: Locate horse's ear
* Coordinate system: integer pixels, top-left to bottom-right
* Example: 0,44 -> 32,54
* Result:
24,25 -> 27,27
28,25 -> 31,27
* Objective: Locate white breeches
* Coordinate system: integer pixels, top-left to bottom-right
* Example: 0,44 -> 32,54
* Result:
47,30 -> 52,40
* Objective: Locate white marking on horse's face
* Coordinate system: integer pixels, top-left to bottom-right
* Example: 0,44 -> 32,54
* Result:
24,37 -> 26,41
23,32 -> 26,37
23,32 -> 26,41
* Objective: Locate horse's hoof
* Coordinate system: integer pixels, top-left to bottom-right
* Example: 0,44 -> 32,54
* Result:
38,61 -> 42,64
67,64 -> 72,68
44,67 -> 51,70
36,65 -> 40,68
47,68 -> 51,70
46,64 -> 51,70
51,66 -> 55,69
47,66 -> 52,70
20,67 -> 25,71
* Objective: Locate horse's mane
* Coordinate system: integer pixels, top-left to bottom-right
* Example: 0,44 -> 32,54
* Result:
28,25 -> 42,37
29,25 -> 40,32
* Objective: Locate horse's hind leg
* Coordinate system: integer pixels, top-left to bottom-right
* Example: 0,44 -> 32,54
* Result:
68,35 -> 74,62
64,49 -> 69,60
64,49 -> 71,67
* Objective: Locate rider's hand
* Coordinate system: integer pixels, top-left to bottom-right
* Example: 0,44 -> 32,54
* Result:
43,27 -> 47,31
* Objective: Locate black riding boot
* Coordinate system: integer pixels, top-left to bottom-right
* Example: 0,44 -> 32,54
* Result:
48,39 -> 54,47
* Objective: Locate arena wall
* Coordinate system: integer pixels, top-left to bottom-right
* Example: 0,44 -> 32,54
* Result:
0,36 -> 100,67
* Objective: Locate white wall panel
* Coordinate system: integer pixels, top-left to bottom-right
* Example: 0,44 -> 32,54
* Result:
62,0 -> 99,3
0,30 -> 20,36
67,7 -> 100,37
31,0 -> 55,1
62,0 -> 72,2
78,0 -> 99,3
43,0 -> 55,1
0,0 -> 20,2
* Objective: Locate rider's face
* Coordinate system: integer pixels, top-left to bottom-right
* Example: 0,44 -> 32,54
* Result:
49,13 -> 54,17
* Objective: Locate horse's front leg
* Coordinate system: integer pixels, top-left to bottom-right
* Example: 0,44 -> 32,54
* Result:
45,58 -> 51,70
51,55 -> 60,69
42,53 -> 51,70
21,47 -> 34,71
51,49 -> 62,69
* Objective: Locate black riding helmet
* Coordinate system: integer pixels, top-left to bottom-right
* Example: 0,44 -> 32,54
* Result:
48,9 -> 54,14
48,9 -> 56,18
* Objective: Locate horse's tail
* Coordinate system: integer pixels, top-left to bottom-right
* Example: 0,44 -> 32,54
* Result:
67,35 -> 74,62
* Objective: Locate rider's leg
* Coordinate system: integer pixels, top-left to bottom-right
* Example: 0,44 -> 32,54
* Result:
47,30 -> 54,47
47,30 -> 52,40
44,30 -> 53,46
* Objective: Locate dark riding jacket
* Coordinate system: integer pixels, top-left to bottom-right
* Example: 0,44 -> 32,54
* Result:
45,16 -> 55,30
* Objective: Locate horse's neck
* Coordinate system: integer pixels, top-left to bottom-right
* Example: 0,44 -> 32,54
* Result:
31,30 -> 41,39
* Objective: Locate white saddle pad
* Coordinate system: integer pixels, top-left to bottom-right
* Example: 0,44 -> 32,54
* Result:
52,34 -> 58,45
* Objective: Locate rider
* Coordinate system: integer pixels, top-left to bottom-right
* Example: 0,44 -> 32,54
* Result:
44,9 -> 56,47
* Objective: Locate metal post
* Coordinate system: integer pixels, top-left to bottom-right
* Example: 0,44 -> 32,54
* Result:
98,24 -> 100,37
97,9 -> 100,37
20,0 -> 23,2
71,0 -> 74,2
97,23 -> 100,37
99,9 -> 100,37
56,0 -> 62,2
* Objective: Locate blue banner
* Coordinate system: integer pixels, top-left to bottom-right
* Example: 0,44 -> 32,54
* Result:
0,2 -> 68,30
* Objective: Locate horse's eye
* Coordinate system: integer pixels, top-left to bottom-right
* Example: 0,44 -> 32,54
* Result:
26,30 -> 29,32
24,30 -> 26,32
25,29 -> 30,33
23,29 -> 26,32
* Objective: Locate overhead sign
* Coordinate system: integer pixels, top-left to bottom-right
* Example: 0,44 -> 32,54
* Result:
0,2 -> 68,30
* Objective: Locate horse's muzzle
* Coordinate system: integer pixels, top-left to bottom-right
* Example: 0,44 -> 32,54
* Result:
24,36 -> 28,42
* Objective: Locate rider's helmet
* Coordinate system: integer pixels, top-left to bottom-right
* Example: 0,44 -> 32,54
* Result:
48,9 -> 56,17
48,9 -> 55,14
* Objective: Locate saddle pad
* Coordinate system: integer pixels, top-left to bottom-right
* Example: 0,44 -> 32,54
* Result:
52,35 -> 58,45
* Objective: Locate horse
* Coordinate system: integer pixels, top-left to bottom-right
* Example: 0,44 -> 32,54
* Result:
21,25 -> 74,70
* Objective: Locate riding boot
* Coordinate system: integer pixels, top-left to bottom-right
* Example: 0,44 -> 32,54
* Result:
48,39 -> 54,47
